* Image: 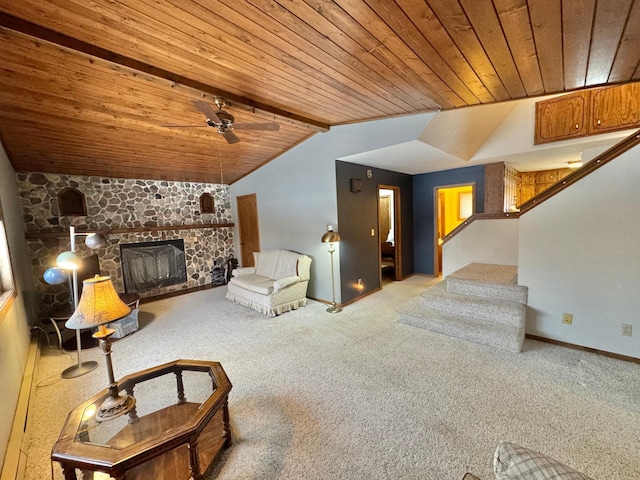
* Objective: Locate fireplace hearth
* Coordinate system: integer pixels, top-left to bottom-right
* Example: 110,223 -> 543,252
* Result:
120,239 -> 187,293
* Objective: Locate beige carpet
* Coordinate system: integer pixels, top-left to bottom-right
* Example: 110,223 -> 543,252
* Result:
26,276 -> 640,480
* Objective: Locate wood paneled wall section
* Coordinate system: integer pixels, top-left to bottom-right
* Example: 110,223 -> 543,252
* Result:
518,168 -> 573,206
484,163 -> 574,212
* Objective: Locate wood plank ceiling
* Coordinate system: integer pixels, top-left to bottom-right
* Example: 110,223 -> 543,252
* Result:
0,1 -> 638,184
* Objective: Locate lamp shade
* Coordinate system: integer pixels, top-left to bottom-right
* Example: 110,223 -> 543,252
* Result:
65,276 -> 131,330
85,233 -> 108,249
57,251 -> 82,270
321,231 -> 341,243
43,267 -> 68,285
321,226 -> 341,243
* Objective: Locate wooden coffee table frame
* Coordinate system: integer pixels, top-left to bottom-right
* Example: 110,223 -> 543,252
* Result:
51,359 -> 232,480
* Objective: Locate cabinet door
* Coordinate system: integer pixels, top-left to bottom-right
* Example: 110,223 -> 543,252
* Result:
535,171 -> 557,184
535,91 -> 590,144
557,169 -> 572,180
521,173 -> 535,185
519,185 -> 534,205
535,184 -> 550,195
590,83 -> 640,134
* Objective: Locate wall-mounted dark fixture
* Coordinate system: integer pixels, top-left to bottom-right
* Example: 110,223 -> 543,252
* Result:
350,178 -> 362,193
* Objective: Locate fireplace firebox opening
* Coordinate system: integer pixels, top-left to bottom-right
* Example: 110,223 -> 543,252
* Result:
120,239 -> 187,293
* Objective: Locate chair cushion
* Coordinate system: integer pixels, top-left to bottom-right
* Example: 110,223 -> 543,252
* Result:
273,275 -> 300,292
229,274 -> 274,295
494,442 -> 594,480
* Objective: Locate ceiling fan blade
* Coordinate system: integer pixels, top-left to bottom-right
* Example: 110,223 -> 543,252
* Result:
221,129 -> 240,144
191,99 -> 223,124
162,124 -> 209,128
231,122 -> 280,131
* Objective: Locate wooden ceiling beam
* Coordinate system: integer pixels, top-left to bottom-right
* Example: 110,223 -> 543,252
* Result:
0,11 -> 330,133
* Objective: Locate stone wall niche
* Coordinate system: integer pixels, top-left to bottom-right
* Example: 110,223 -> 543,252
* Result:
57,187 -> 87,216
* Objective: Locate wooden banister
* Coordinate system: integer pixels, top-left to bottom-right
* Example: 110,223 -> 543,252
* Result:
519,129 -> 640,213
442,128 -> 640,243
442,212 -> 519,244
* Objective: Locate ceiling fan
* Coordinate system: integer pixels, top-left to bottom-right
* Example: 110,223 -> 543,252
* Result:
163,98 -> 279,144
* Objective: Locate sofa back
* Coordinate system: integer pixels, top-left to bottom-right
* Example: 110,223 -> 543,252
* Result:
253,250 -> 311,281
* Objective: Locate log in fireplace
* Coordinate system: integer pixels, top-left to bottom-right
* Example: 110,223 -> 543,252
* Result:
120,239 -> 187,293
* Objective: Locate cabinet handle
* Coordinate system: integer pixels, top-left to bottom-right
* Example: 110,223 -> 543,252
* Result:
597,119 -> 601,125
575,124 -> 579,129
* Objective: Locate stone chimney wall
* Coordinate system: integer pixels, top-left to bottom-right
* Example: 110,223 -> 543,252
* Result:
17,172 -> 234,316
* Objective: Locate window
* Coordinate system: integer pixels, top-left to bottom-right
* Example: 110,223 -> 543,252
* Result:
0,200 -> 16,323
457,191 -> 473,220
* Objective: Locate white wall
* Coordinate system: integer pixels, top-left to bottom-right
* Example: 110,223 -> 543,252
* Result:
230,113 -> 432,302
442,219 -> 519,277
0,144 -> 34,471
519,147 -> 640,357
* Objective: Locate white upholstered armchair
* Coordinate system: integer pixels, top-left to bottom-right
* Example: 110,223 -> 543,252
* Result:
226,249 -> 312,316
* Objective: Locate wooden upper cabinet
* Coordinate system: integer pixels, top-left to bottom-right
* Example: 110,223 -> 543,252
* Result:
590,83 -> 640,134
534,91 -> 590,144
517,167 -> 572,206
535,83 -> 640,144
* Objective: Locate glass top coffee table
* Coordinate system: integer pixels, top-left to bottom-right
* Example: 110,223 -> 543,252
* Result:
51,360 -> 232,480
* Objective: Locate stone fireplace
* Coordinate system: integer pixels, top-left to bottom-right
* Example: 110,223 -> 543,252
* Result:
17,172 -> 235,316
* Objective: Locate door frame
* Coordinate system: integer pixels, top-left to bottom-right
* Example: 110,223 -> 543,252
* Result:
378,184 -> 402,282
433,183 -> 475,276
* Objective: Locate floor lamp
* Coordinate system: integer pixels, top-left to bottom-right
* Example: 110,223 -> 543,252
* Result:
321,225 -> 342,313
46,226 -> 108,379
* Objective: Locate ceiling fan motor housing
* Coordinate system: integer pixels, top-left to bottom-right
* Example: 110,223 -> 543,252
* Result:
215,110 -> 234,125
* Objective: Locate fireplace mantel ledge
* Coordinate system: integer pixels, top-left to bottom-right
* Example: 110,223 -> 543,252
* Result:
25,222 -> 234,239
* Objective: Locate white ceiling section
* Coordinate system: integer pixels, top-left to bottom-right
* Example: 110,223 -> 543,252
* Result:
339,96 -> 633,175
418,102 -> 517,160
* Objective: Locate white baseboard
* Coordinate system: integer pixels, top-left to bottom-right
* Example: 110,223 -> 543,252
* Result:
0,336 -> 40,480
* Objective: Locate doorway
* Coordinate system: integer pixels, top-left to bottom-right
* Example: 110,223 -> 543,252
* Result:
378,185 -> 401,285
434,184 -> 475,276
236,193 -> 261,267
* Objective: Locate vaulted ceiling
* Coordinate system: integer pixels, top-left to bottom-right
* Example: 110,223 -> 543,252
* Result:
0,1 -> 638,184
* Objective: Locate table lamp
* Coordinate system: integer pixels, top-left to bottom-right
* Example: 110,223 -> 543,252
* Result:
66,275 -> 136,422
321,225 -> 342,313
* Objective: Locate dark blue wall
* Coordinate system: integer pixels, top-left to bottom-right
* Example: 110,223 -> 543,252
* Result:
336,161 -> 413,303
413,165 -> 486,274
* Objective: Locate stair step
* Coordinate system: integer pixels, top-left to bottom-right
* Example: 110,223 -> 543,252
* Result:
446,263 -> 528,304
420,283 -> 526,327
398,297 -> 525,353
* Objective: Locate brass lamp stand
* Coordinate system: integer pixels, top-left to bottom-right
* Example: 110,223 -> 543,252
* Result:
93,324 -> 137,422
66,275 -> 136,422
321,225 -> 342,313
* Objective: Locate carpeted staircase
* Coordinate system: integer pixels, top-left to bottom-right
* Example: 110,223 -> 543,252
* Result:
398,263 -> 528,352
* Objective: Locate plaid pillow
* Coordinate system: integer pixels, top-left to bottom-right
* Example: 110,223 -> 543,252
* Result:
494,442 -> 594,480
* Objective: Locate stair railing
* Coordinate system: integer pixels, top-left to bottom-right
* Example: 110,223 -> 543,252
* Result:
442,129 -> 640,245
